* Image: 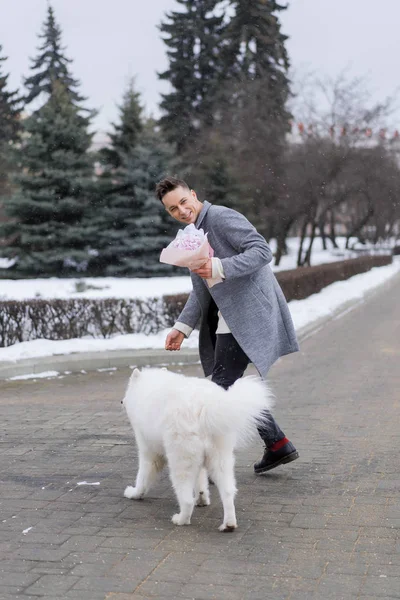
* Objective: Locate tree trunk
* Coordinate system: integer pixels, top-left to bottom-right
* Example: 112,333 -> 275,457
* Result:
274,218 -> 294,267
274,238 -> 284,267
303,220 -> 317,266
297,217 -> 308,267
328,210 -> 339,248
346,206 -> 374,248
319,218 -> 327,250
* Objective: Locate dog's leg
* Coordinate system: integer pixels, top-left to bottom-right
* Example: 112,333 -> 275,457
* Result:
208,447 -> 238,532
124,452 -> 165,500
170,476 -> 196,526
195,467 -> 210,507
167,450 -> 202,526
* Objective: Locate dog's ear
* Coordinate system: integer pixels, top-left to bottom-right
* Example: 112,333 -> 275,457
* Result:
132,368 -> 140,378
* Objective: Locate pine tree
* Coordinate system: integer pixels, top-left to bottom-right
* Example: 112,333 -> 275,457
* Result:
99,79 -> 143,169
223,0 -> 291,108
24,4 -> 85,107
0,45 -> 22,206
88,79 -> 146,276
0,45 -> 22,143
0,5 -> 99,277
158,0 -> 225,153
184,128 -> 241,208
108,119 -> 179,277
89,82 -> 178,277
0,81 -> 96,276
205,0 -> 292,233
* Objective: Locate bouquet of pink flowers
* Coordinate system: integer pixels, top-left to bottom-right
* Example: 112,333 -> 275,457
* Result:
159,224 -> 222,287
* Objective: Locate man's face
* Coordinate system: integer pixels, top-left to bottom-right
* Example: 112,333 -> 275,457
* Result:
162,186 -> 203,225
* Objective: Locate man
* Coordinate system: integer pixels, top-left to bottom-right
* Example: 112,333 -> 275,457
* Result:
156,176 -> 299,473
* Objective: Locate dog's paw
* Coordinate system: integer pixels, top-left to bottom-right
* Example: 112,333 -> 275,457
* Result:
218,521 -> 237,532
172,513 -> 191,526
196,491 -> 211,507
124,486 -> 143,500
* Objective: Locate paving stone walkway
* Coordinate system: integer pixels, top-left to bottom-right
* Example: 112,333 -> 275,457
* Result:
0,274 -> 399,600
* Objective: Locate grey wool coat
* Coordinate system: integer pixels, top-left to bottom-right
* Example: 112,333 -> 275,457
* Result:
177,201 -> 299,378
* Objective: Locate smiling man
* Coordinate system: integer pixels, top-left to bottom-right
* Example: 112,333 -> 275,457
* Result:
162,185 -> 202,224
156,176 -> 299,474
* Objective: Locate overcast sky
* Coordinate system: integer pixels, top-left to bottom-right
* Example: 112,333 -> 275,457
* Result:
1,0 -> 399,138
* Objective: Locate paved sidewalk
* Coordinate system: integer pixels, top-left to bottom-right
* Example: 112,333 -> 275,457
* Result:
0,275 -> 399,600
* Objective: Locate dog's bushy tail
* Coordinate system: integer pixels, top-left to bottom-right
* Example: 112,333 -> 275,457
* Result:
201,376 -> 274,446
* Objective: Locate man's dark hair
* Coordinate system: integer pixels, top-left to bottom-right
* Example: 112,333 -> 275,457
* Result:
155,176 -> 190,202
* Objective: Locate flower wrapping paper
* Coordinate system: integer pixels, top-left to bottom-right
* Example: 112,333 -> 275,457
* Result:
159,224 -> 222,287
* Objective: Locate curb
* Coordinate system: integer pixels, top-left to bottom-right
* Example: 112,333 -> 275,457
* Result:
0,348 -> 200,380
1,268 -> 399,381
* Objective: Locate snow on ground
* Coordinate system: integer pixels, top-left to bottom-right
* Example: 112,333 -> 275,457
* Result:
0,237 -> 383,301
289,259 -> 399,330
0,275 -> 193,301
269,236 -> 357,272
2,259 -> 399,366
2,329 -> 188,362
9,370 -> 60,380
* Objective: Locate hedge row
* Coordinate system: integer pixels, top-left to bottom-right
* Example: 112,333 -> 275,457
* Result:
276,255 -> 392,302
164,255 -> 393,307
0,297 -> 173,348
0,255 -> 392,347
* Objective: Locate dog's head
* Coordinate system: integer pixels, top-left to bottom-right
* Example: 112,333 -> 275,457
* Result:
121,368 -> 140,405
121,367 -> 168,405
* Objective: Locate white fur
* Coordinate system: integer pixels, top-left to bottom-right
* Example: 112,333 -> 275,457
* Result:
122,367 -> 273,531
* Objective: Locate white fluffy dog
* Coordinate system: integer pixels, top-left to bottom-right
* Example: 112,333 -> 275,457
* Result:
122,367 -> 272,531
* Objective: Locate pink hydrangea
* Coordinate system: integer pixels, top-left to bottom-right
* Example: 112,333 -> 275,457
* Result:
172,232 -> 203,251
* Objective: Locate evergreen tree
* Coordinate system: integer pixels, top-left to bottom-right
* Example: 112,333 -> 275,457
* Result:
204,0 -> 292,233
89,85 -> 178,277
0,45 -> 22,205
184,128 -> 240,208
110,119 -> 179,276
224,1 -> 290,79
100,79 -> 143,169
0,45 -> 22,143
0,81 -> 96,277
158,0 -> 225,153
0,5 -> 98,277
220,0 -> 292,138
24,4 -> 85,107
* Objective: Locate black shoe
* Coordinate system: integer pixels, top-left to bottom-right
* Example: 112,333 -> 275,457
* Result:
254,441 -> 299,474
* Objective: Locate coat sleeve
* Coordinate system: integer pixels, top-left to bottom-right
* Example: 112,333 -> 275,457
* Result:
214,208 -> 273,279
176,289 -> 202,329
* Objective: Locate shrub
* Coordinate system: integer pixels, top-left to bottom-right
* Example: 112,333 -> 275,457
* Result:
276,255 -> 392,302
0,297 -> 167,348
163,293 -> 190,327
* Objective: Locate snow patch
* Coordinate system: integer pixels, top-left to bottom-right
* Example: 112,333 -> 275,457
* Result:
76,481 -> 100,486
8,371 -> 60,380
22,527 -> 33,535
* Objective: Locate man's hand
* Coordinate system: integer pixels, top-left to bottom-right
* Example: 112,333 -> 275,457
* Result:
165,329 -> 185,351
191,258 -> 212,279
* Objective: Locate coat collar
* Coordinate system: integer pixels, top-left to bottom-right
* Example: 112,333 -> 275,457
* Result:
195,200 -> 212,230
